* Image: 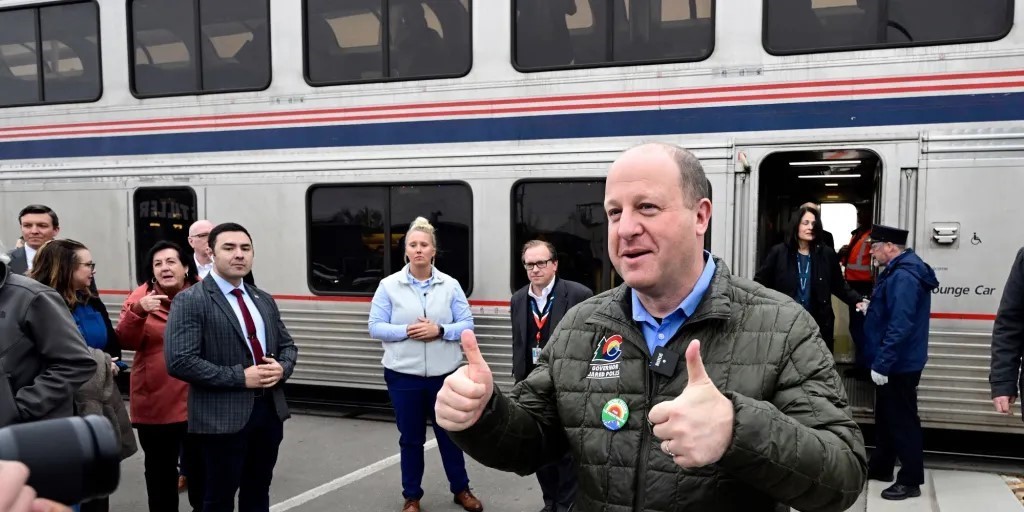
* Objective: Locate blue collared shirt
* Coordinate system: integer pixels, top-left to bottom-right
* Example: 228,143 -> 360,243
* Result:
368,267 -> 473,342
632,252 -> 717,356
210,270 -> 268,360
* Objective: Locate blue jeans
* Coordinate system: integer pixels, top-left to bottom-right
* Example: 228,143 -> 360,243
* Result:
385,368 -> 470,500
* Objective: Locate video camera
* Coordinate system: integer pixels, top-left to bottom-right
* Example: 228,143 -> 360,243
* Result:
0,415 -> 120,504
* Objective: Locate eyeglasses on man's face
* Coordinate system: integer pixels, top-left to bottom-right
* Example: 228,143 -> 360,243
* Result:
523,259 -> 552,271
189,232 -> 210,239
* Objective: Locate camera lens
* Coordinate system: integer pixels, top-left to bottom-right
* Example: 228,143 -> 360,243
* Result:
0,415 -> 120,504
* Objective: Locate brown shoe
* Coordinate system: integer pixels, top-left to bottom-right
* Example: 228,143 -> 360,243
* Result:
454,489 -> 483,512
401,498 -> 421,512
177,475 -> 187,493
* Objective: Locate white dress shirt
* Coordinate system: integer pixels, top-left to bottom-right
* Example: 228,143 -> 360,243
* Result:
528,276 -> 557,308
24,244 -> 37,271
209,270 -> 267,361
194,254 -> 214,280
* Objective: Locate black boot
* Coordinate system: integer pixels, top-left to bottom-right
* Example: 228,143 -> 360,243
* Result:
881,483 -> 921,500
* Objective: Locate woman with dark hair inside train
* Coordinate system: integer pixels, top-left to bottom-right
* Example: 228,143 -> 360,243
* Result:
755,205 -> 867,352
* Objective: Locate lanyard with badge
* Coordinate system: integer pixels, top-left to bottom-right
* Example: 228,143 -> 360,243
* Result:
530,295 -> 555,364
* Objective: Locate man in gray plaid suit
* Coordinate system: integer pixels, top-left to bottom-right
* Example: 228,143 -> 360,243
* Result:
166,222 -> 298,512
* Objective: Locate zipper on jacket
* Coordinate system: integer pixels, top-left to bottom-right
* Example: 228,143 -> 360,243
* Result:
423,338 -> 428,377
633,368 -> 659,512
423,301 -> 428,377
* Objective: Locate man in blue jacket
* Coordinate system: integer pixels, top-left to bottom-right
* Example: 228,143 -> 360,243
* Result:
863,224 -> 938,501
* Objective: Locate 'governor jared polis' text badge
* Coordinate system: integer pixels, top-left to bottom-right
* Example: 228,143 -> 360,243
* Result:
602,398 -> 629,431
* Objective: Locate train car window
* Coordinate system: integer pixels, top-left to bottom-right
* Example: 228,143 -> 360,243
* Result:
512,178 -> 712,293
133,187 -> 198,285
307,183 -> 472,295
130,0 -> 270,97
0,1 -> 101,108
513,0 -> 714,71
764,0 -> 1013,55
512,180 -> 616,293
304,0 -> 471,86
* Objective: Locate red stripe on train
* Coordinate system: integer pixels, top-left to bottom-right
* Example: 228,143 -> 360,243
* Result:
4,68 -> 1024,137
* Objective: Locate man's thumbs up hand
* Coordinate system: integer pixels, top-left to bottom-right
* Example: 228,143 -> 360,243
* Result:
648,340 -> 734,468
435,330 -> 495,432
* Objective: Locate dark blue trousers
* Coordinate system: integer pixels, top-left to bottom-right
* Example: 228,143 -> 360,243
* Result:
385,368 -> 470,500
536,452 -> 577,511
196,396 -> 284,512
869,371 -> 924,486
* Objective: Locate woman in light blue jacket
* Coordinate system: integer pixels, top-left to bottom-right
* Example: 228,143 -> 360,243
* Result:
368,217 -> 482,512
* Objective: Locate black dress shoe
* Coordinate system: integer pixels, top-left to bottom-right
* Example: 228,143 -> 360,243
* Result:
881,483 -> 921,500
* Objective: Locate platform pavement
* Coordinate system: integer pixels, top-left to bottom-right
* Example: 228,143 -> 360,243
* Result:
106,413 -> 1022,512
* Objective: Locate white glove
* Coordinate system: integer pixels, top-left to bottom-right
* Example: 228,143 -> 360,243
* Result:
871,370 -> 888,386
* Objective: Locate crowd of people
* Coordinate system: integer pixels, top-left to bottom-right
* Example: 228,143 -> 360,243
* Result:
0,142 -> 1022,512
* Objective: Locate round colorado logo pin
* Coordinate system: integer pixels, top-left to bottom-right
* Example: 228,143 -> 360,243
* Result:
601,398 -> 629,431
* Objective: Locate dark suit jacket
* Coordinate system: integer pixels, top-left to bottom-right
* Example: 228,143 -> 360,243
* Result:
754,242 -> 862,347
6,248 -> 27,276
164,276 -> 298,434
510,277 -> 593,382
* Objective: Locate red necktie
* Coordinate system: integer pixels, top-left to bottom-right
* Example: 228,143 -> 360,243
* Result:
230,289 -> 265,363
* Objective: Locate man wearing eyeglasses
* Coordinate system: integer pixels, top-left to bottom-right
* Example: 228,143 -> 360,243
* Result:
862,224 -> 938,501
510,240 -> 592,512
188,220 -> 217,280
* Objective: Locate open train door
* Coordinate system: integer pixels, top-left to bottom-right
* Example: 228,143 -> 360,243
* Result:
732,141 -> 918,415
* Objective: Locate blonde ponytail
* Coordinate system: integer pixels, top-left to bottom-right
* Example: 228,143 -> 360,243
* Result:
407,216 -> 437,247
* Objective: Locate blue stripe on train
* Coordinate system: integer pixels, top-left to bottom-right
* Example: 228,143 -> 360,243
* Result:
1,91 -> 1022,160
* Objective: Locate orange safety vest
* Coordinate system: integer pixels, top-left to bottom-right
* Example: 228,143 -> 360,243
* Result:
844,230 -> 873,282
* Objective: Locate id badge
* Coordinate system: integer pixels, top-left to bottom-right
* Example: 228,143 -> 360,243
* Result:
532,346 -> 542,364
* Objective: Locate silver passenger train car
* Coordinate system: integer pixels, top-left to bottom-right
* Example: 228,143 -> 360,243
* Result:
0,0 -> 1022,433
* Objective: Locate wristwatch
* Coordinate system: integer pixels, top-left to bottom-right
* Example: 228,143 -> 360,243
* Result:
437,324 -> 445,338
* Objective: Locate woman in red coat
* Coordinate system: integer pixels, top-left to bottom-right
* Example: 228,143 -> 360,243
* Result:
115,241 -> 198,512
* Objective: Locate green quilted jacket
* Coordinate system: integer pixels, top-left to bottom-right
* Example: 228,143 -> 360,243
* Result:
449,258 -> 866,512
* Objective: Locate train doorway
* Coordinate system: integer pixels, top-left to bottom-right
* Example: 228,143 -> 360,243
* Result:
753,148 -> 881,371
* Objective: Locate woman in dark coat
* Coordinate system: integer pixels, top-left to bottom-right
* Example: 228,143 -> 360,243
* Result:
755,206 -> 866,352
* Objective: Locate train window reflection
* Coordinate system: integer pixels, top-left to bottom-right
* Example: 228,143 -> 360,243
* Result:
307,183 -> 472,295
514,0 -> 714,72
133,187 -> 198,285
0,2 -> 101,108
304,0 -> 471,85
130,0 -> 270,97
764,0 -> 1013,55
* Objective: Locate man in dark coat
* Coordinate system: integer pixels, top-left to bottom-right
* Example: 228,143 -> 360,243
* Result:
990,246 -> 1024,419
862,224 -> 938,501
510,240 -> 592,512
